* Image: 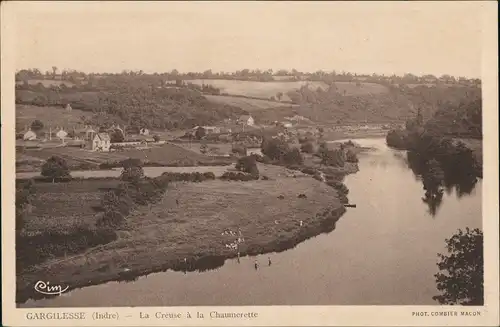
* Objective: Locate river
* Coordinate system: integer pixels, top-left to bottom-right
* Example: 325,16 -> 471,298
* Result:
22,138 -> 482,307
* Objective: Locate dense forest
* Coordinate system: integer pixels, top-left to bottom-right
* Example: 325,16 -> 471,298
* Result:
16,83 -> 246,130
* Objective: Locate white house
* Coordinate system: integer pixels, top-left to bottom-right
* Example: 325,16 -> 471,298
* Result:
238,115 -> 255,126
92,133 -> 111,152
192,126 -> 221,134
23,129 -> 37,141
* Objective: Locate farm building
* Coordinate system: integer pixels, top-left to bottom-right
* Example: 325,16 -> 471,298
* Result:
91,133 -> 111,152
238,115 -> 255,126
23,129 -> 37,141
139,128 -> 150,136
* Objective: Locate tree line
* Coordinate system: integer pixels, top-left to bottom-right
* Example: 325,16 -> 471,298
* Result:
16,67 -> 481,86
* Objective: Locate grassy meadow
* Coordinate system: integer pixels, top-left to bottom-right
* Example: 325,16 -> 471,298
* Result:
18,142 -> 233,171
17,167 -> 346,302
16,104 -> 93,131
205,94 -> 297,111
186,79 -> 330,100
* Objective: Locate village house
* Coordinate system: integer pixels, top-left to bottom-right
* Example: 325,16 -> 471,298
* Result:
92,133 -> 111,152
192,126 -> 221,134
23,129 -> 37,141
139,128 -> 150,136
238,115 -> 255,126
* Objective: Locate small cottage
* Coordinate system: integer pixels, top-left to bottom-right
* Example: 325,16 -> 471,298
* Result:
92,133 -> 111,152
23,129 -> 37,141
238,115 -> 255,126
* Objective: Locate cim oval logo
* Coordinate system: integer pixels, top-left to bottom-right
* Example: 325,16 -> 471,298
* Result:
34,281 -> 69,295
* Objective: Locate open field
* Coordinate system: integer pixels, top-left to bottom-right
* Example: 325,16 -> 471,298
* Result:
16,104 -> 93,131
17,165 -> 235,180
23,180 -> 121,234
331,81 -> 390,96
205,94 -> 298,111
189,79 -> 390,100
18,142 -> 231,171
17,172 -> 346,302
186,79 -> 330,101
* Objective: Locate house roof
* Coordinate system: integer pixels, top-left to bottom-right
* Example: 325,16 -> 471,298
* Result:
95,133 -> 110,141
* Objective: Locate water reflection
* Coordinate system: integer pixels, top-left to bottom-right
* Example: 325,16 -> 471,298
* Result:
405,151 -> 479,216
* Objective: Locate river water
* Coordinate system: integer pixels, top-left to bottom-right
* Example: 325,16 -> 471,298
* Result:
23,138 -> 482,307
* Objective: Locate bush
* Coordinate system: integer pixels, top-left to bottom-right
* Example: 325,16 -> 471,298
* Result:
30,119 -> 44,132
235,155 -> 259,177
345,149 -> 359,163
300,142 -> 314,154
41,156 -> 71,182
231,144 -> 247,156
386,129 -> 409,149
261,137 -> 290,161
96,210 -> 126,228
220,171 -> 259,181
321,149 -> 346,167
301,167 -> 317,175
121,166 -> 144,183
160,171 -> 215,183
283,148 -> 304,165
110,129 -> 125,143
254,154 -> 271,164
16,226 -> 117,269
101,190 -> 135,216
203,172 -> 216,180
195,126 -> 206,140
121,158 -> 143,168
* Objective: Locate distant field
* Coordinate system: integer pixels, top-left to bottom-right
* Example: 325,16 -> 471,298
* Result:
332,81 -> 389,96
16,104 -> 93,130
188,79 -> 389,100
403,83 -> 467,89
205,95 -> 297,111
185,79 -> 330,101
21,147 -> 127,166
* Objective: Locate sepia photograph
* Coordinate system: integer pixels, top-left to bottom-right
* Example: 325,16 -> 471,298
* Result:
2,1 -> 499,326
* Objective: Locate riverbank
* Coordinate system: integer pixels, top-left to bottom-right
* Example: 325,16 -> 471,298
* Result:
17,169 -> 348,304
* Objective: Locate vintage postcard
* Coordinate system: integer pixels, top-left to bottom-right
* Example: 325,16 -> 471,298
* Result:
2,1 -> 499,326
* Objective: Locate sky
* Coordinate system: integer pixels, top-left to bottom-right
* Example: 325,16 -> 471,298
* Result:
9,1 -> 488,78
